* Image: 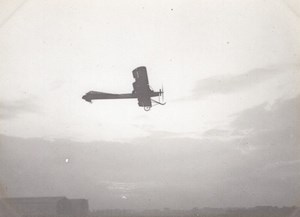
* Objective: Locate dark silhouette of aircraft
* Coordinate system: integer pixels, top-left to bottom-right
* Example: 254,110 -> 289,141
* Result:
82,66 -> 165,111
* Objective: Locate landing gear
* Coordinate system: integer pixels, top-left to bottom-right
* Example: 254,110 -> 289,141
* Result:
151,99 -> 166,106
144,106 -> 151,111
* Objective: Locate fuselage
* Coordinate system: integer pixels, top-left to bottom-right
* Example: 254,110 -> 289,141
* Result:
82,90 -> 160,103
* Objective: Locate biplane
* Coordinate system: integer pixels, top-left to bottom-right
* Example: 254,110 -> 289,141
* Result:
82,66 -> 165,111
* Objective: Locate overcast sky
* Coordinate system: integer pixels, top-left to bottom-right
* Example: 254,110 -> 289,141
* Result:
0,0 -> 300,210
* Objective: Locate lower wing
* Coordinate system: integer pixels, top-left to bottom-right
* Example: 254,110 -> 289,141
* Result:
82,91 -> 136,102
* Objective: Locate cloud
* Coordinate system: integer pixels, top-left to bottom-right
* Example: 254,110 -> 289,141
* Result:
203,94 -> 300,153
202,128 -> 234,140
199,95 -> 300,205
192,64 -> 299,99
202,95 -> 300,141
105,182 -> 137,192
231,94 -> 300,132
1,93 -> 299,210
0,98 -> 40,120
227,95 -> 300,179
1,129 -> 299,209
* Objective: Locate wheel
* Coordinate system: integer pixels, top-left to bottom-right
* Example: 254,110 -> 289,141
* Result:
144,106 -> 151,111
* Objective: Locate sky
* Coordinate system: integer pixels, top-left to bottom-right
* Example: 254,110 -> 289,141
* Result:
0,0 -> 300,210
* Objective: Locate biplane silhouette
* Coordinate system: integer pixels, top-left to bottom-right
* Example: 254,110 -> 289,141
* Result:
82,66 -> 165,111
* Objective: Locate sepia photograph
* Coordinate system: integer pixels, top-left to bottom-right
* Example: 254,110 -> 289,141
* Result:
0,0 -> 299,217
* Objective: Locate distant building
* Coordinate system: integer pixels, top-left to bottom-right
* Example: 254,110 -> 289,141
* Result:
70,199 -> 89,217
0,196 -> 89,217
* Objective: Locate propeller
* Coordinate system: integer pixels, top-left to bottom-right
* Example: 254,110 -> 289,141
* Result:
152,85 -> 166,106
159,85 -> 165,103
161,85 -> 164,103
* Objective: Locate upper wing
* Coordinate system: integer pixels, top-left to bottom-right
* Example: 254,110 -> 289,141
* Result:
132,66 -> 149,85
132,66 -> 151,94
132,66 -> 153,107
